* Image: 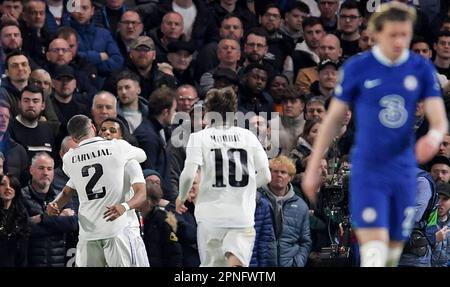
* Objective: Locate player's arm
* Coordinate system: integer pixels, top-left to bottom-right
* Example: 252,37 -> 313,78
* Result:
104,160 -> 146,221
176,162 -> 199,214
302,99 -> 349,203
253,135 -> 271,188
417,97 -> 449,163
47,185 -> 76,216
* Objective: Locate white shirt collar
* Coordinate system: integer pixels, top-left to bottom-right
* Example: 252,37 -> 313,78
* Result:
372,45 -> 409,67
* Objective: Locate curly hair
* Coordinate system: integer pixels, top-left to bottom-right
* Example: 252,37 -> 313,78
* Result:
205,87 -> 238,122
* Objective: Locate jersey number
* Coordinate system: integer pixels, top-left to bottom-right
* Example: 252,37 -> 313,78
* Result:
81,163 -> 106,200
212,148 -> 249,188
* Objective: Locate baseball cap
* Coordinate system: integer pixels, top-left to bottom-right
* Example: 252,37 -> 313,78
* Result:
318,59 -> 340,72
142,169 -> 161,179
53,65 -> 75,79
167,40 -> 195,54
130,36 -> 155,50
436,182 -> 450,198
213,68 -> 239,85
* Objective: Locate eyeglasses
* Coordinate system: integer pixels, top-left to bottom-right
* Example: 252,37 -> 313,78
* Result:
245,42 -> 266,49
120,20 -> 142,26
339,15 -> 360,21
49,47 -> 71,54
100,127 -> 119,134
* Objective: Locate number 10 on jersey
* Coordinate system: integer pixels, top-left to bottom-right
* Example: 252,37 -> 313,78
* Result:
212,148 -> 249,188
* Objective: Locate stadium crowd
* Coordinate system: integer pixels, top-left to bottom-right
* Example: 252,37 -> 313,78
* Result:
0,0 -> 449,267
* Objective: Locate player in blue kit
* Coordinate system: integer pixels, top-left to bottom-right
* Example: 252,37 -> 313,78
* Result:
303,2 -> 448,267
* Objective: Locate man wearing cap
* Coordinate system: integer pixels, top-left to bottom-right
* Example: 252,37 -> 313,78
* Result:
166,40 -> 195,86
105,36 -> 176,99
274,86 -> 306,155
50,65 -> 89,148
429,156 -> 450,184
212,68 -> 239,92
308,59 -> 340,100
431,183 -> 450,266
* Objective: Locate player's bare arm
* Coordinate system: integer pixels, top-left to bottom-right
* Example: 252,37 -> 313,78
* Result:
46,185 -> 76,216
103,182 -> 147,222
302,99 -> 349,203
176,162 -> 198,214
416,97 -> 449,163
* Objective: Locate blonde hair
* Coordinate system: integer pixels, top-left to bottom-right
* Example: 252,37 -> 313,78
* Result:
368,1 -> 416,33
269,155 -> 296,177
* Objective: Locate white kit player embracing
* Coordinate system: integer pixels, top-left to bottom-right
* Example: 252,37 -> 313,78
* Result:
176,88 -> 271,267
46,115 -> 147,267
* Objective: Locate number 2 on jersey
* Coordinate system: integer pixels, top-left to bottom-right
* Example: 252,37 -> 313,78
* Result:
81,163 -> 106,200
212,148 -> 249,188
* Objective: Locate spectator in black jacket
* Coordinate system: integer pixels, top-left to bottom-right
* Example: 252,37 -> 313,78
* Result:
134,87 -> 177,202
21,152 -> 77,267
142,180 -> 182,267
0,174 -> 30,267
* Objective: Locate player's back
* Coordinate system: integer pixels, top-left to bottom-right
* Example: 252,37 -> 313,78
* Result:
63,137 -> 144,240
186,125 -> 268,228
336,48 -> 441,169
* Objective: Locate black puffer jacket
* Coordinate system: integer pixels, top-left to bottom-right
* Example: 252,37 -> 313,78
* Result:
21,185 -> 78,267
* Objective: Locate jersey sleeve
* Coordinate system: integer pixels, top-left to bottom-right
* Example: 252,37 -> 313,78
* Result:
116,139 -> 147,163
66,178 -> 76,189
421,59 -> 442,100
185,133 -> 203,166
124,159 -> 145,185
334,60 -> 359,104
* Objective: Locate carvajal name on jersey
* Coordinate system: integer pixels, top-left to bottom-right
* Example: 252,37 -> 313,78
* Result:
210,134 -> 241,143
72,148 -> 112,163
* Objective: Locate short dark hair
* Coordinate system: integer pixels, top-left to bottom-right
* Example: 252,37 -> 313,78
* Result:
67,115 -> 92,141
410,35 -> 428,48
0,100 -> 11,110
116,70 -> 140,84
56,26 -> 78,42
339,0 -> 360,14
245,27 -> 269,43
20,84 -> 44,102
5,50 -> 28,69
285,1 -> 310,15
0,20 -> 20,34
148,87 -> 176,116
302,16 -> 323,30
262,3 -> 281,16
436,30 -> 450,42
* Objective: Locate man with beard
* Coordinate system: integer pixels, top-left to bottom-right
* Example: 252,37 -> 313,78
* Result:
0,22 -> 22,75
8,84 -> 55,162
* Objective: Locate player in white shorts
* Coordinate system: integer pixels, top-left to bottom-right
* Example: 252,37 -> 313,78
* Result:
47,115 -> 147,267
176,88 -> 271,267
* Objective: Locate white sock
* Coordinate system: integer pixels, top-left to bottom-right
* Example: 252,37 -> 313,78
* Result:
360,240 -> 388,267
386,247 -> 403,267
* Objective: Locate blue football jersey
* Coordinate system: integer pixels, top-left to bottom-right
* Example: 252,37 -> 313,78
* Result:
335,46 -> 442,168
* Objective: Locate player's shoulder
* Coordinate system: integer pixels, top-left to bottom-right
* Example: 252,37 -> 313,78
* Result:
407,52 -> 436,70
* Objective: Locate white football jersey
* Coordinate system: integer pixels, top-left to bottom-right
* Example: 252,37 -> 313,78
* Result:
123,160 -> 145,231
63,137 -> 146,240
185,126 -> 269,228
